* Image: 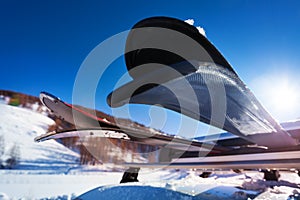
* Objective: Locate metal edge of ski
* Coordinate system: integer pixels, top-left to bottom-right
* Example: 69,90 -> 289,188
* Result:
34,128 -> 130,143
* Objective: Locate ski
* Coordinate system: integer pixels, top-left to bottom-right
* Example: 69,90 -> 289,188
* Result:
107,17 -> 297,149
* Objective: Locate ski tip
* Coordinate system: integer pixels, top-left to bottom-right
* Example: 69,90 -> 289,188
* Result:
34,135 -> 44,143
34,131 -> 57,143
39,91 -> 60,106
40,91 -> 60,101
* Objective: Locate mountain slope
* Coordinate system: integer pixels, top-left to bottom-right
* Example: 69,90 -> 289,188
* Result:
0,103 -> 79,172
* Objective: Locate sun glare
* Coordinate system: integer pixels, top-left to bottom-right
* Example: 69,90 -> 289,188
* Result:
251,73 -> 300,121
270,84 -> 298,112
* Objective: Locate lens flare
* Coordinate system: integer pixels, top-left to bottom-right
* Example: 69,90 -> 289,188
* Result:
251,73 -> 300,121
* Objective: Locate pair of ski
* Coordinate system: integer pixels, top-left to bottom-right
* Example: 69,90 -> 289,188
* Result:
36,16 -> 300,171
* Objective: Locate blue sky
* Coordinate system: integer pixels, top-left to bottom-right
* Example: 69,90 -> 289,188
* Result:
1,1 -> 300,135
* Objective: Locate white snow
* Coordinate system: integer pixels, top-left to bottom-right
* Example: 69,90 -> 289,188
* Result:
2,168 -> 300,199
1,102 -> 300,199
0,103 -> 79,170
185,19 -> 206,37
74,170 -> 300,199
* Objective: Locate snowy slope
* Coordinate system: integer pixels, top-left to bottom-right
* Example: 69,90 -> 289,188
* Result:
1,101 -> 300,199
0,103 -> 79,172
76,170 -> 300,200
2,168 -> 300,199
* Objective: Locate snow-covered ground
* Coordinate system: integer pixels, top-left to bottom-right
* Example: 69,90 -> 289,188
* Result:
0,103 -> 79,171
77,170 -> 300,200
1,102 -> 300,199
2,169 -> 300,199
